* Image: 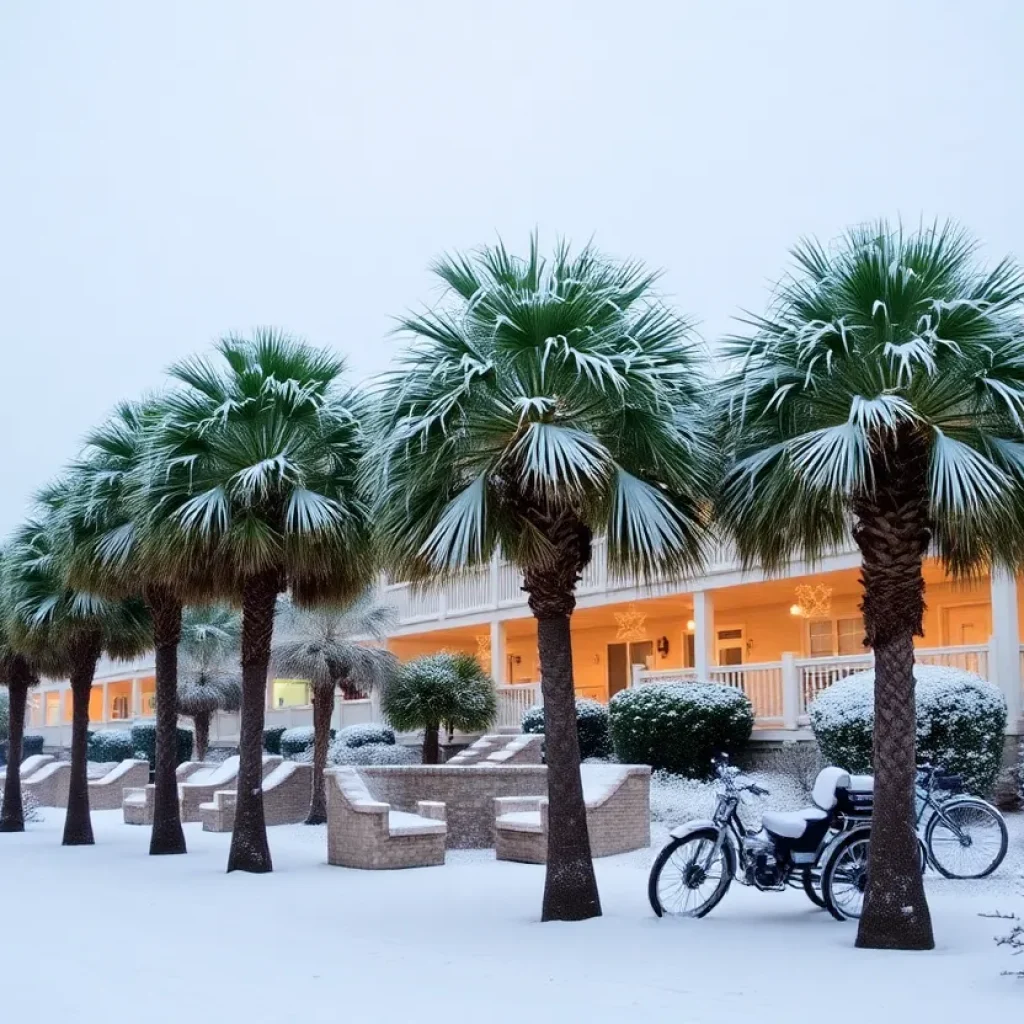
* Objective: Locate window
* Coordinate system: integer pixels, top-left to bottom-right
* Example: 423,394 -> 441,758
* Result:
807,616 -> 866,657
111,695 -> 130,720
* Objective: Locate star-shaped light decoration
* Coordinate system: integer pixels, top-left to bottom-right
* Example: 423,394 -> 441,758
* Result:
791,584 -> 833,619
615,602 -> 648,641
475,634 -> 492,671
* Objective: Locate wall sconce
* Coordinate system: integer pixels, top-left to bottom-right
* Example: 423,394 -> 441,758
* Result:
789,604 -> 803,617
656,636 -> 670,657
685,619 -> 695,631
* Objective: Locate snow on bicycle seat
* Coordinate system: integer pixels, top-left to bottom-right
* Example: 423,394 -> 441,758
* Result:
761,767 -> 852,840
762,807 -> 829,839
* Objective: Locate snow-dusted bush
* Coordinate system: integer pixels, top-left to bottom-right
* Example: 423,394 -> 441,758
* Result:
335,723 -> 395,749
809,665 -> 1007,795
327,739 -> 418,766
263,727 -> 287,755
0,689 -> 8,741
21,736 -> 44,760
521,698 -> 612,760
87,729 -> 134,763
131,723 -> 193,769
608,683 -> 754,777
280,726 -> 316,759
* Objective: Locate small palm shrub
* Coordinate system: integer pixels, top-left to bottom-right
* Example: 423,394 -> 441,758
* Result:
87,729 -> 135,763
810,666 -> 1007,795
522,698 -> 613,760
382,653 -> 497,764
608,684 -> 754,777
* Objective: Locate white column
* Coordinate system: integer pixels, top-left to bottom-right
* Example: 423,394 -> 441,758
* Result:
101,682 -> 109,723
990,568 -> 1022,732
780,652 -> 800,730
131,676 -> 142,719
265,670 -> 274,711
490,619 -> 507,686
693,590 -> 715,680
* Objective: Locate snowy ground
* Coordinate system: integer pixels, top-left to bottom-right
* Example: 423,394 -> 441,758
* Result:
2,808 -> 1021,1023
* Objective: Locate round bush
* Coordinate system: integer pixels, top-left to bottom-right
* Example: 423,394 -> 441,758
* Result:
327,739 -> 419,766
0,690 -> 9,741
88,729 -> 135,763
608,683 -> 754,777
263,727 -> 287,755
130,722 -> 194,769
522,698 -> 613,760
280,726 -> 316,759
809,665 -> 1007,795
335,724 -> 395,749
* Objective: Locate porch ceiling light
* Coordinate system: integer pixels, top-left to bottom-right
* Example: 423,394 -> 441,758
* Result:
791,584 -> 833,619
615,602 -> 648,641
685,619 -> 696,631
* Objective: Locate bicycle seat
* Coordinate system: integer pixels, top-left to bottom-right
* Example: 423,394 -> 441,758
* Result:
762,767 -> 851,841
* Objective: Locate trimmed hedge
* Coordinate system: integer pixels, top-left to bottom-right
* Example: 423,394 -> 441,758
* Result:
22,735 -> 44,759
608,683 -> 754,777
280,726 -> 316,759
335,724 -> 395,749
130,723 -> 194,770
87,729 -> 135,763
263,727 -> 287,756
809,665 -> 1007,795
522,698 -> 613,760
327,740 -> 418,766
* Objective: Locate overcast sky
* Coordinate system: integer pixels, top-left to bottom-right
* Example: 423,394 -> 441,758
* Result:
1,0 -> 1021,536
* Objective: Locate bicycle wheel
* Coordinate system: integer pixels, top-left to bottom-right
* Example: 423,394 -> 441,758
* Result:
802,867 -> 826,909
821,830 -> 871,922
648,828 -> 734,918
925,797 -> 1008,879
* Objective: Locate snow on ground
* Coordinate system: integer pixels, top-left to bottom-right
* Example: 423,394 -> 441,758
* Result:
2,808 -> 1021,1024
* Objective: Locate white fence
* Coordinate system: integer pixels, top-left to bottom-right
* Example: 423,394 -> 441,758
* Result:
495,683 -> 542,730
633,643 -> 994,730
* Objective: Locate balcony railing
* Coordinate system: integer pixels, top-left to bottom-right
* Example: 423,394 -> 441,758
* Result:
631,643 -> 994,730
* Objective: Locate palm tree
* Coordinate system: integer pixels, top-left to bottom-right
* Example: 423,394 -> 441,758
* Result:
717,221 -> 1024,950
177,606 -> 242,762
5,493 -> 151,845
368,238 -> 715,921
381,652 -> 496,764
144,329 -> 373,873
59,400 -> 206,856
0,586 -> 40,833
271,595 -> 398,823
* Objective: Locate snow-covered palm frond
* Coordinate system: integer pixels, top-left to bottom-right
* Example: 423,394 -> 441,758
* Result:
720,219 -> 1024,575
370,235 -> 715,583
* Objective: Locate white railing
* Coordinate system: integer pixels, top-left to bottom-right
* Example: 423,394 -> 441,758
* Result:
443,566 -> 492,616
495,683 -> 542,730
634,644 -> 997,730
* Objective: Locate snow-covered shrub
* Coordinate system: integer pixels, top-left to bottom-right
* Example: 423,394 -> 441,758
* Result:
21,735 -> 44,759
280,726 -> 316,759
130,723 -> 193,770
608,683 -> 754,777
0,689 -> 8,741
334,723 -> 395,749
87,729 -> 134,763
327,739 -> 418,766
263,727 -> 287,755
809,665 -> 1007,795
522,698 -> 612,760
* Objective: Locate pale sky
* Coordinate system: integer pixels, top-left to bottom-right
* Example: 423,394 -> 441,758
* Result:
1,0 -> 1022,536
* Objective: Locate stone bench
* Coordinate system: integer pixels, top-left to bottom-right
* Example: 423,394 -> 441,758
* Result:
23,762 -> 72,807
87,759 -> 151,811
123,761 -> 211,825
495,764 -> 651,864
326,767 -> 447,869
200,761 -> 313,833
0,754 -> 54,782
179,755 -> 282,822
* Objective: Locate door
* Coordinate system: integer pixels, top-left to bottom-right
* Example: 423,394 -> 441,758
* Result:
716,627 -> 744,666
607,640 -> 655,698
944,604 -> 990,646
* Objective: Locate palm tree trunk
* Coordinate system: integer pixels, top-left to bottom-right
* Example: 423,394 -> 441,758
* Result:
307,685 -> 333,824
193,711 -> 211,763
0,662 -> 34,832
148,588 -> 186,856
535,612 -> 601,922
63,636 -> 102,847
853,432 -> 934,950
227,571 -> 279,874
421,722 -> 440,765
